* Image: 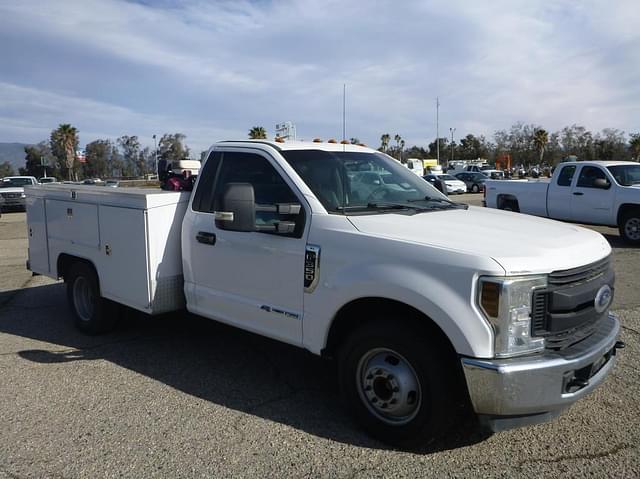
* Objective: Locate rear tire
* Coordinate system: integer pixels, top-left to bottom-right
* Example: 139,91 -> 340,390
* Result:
66,262 -> 119,334
471,184 -> 479,193
338,321 -> 461,446
619,210 -> 640,245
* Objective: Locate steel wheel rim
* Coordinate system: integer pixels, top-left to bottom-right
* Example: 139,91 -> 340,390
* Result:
625,217 -> 640,240
356,348 -> 422,425
73,276 -> 95,322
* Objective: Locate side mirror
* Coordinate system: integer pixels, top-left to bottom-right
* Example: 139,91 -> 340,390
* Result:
593,178 -> 611,189
215,183 -> 256,232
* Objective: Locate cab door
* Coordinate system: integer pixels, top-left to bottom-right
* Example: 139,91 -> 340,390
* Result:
570,165 -> 615,225
185,149 -> 308,346
547,164 -> 576,220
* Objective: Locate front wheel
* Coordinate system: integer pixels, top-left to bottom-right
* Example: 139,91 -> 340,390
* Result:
619,210 -> 640,245
339,321 -> 460,446
66,262 -> 119,334
471,184 -> 479,193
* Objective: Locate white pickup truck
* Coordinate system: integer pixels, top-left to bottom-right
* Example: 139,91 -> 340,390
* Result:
485,161 -> 640,244
25,141 -> 622,446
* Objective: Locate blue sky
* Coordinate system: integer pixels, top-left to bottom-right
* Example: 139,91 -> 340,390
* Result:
1,0 -> 638,155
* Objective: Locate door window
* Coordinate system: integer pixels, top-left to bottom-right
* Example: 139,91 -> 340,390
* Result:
557,165 -> 576,187
576,166 -> 606,188
213,152 -> 304,237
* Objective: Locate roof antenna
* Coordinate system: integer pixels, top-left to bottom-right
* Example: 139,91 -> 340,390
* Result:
342,83 -> 346,151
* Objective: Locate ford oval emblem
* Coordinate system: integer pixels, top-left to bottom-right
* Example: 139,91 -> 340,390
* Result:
594,284 -> 612,314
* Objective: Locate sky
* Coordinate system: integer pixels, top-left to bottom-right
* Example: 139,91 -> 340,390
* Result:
0,0 -> 639,155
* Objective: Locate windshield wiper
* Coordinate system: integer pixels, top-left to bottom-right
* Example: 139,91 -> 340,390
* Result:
408,196 -> 469,210
336,202 -> 420,212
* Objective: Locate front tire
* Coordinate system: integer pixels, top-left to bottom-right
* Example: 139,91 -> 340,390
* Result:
619,210 -> 640,245
66,262 -> 119,334
338,321 -> 460,446
471,184 -> 479,193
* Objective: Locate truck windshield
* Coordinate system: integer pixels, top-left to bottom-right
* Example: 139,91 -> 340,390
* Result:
607,165 -> 640,186
280,150 -> 458,213
0,178 -> 32,188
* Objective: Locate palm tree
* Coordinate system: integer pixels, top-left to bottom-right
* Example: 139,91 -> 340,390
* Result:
380,133 -> 390,152
51,124 -> 78,180
248,126 -> 267,139
534,128 -> 548,164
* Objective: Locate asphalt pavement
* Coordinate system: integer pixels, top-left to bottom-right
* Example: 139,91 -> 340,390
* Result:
1,205 -> 639,478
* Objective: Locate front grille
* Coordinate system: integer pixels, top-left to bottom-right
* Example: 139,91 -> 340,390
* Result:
533,256 -> 613,351
548,256 -> 610,287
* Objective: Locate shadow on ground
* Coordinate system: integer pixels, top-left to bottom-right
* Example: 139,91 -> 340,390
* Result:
0,282 -> 490,454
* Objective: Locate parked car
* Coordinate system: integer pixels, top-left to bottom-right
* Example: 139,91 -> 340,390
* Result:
481,169 -> 505,180
82,178 -> 103,185
454,172 -> 488,193
0,176 -> 38,211
485,160 -> 640,244
105,180 -> 120,187
39,177 -> 58,184
423,173 -> 467,194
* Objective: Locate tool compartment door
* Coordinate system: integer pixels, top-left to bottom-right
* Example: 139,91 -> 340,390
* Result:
98,205 -> 151,311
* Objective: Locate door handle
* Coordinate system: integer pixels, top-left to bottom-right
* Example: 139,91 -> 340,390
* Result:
196,231 -> 216,245
573,192 -> 584,196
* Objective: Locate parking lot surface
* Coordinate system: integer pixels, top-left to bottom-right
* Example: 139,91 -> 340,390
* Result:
1,205 -> 639,478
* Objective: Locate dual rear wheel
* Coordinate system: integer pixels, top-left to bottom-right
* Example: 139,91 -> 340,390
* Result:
66,262 -> 119,334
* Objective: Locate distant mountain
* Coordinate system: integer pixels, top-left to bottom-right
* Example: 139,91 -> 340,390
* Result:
0,142 -> 31,173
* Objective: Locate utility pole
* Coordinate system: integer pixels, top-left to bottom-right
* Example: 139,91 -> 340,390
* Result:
436,97 -> 440,165
449,127 -> 456,168
153,134 -> 158,177
342,84 -> 346,148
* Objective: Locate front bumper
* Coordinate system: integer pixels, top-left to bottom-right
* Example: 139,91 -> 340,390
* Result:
461,313 -> 620,431
0,196 -> 26,209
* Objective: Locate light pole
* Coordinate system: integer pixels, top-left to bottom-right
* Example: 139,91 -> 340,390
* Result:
449,127 -> 456,168
153,134 -> 158,177
436,97 -> 440,165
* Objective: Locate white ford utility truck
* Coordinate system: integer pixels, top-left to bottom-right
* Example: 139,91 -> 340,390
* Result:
25,141 -> 622,446
485,160 -> 640,244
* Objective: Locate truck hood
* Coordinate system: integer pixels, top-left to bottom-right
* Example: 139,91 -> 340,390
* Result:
347,206 -> 611,275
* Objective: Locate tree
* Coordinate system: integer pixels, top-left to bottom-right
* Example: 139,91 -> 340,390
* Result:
533,129 -> 548,164
249,126 -> 267,139
630,133 -> 640,161
380,133 -> 390,152
458,134 -> 490,161
117,135 -> 141,177
50,124 -> 79,180
594,129 -> 628,162
23,142 -> 55,178
158,133 -> 190,163
0,162 -> 14,177
82,140 -> 114,178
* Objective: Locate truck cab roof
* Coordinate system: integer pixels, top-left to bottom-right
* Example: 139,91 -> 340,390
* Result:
214,139 -> 375,154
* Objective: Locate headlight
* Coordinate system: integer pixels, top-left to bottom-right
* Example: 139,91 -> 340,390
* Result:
478,276 -> 547,358
21,193 -> 26,198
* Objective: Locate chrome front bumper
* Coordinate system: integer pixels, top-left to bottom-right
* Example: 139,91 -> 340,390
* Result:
461,313 -> 621,431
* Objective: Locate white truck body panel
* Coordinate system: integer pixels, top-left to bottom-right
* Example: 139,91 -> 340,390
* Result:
26,184 -> 190,314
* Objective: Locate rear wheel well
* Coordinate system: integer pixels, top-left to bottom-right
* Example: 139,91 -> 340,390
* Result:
497,194 -> 520,212
57,254 -> 97,283
322,298 -> 457,361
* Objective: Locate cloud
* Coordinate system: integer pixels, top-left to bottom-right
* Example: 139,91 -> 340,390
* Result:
0,0 -> 638,153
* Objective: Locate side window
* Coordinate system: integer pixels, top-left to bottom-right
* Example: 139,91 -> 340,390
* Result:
192,151 -> 221,213
576,166 -> 606,188
213,152 -> 304,236
557,165 -> 576,187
